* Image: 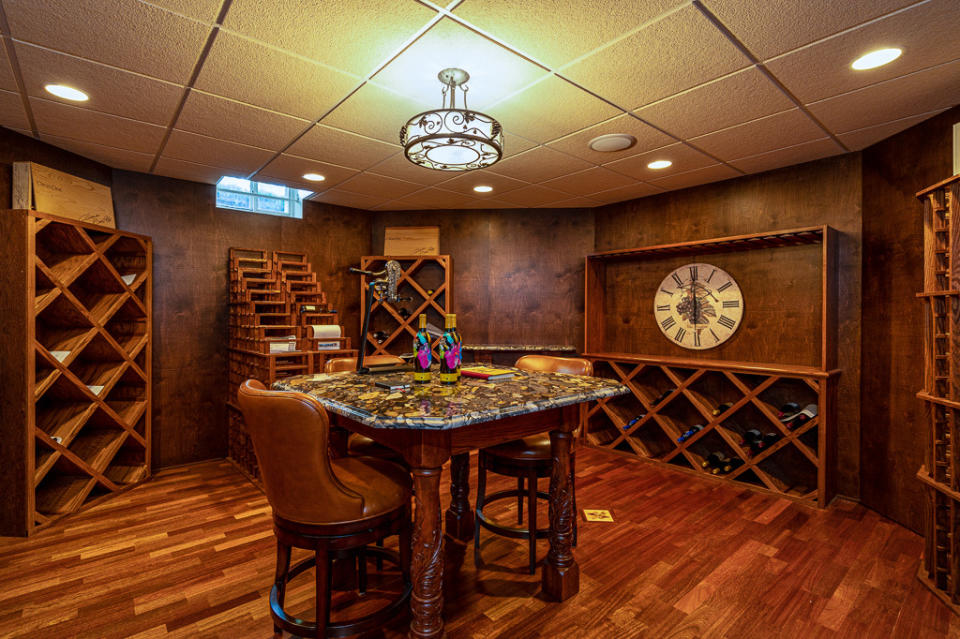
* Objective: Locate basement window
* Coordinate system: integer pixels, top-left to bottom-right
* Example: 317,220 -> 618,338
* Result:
216,176 -> 312,219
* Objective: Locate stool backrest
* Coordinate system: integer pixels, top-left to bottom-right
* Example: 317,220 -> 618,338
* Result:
324,355 -> 405,373
237,380 -> 363,525
515,354 -> 593,377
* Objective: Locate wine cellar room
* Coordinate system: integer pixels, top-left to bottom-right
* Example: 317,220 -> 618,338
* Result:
1,1 -> 960,638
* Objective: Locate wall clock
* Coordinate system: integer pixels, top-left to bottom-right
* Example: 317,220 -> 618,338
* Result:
654,263 -> 743,350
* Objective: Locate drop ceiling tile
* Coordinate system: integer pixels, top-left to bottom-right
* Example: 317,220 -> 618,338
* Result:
177,90 -> 310,151
807,58 -> 960,135
366,152 -> 461,186
388,187 -> 480,209
503,131 -> 538,155
30,97 -> 166,154
561,4 -> 750,110
701,0 -> 917,60
545,113 -> 675,164
603,142 -> 715,180
335,172 -> 423,199
453,0 -> 683,68
0,41 -> 18,91
537,196 -> 602,209
286,123 -> 399,170
634,67 -> 797,140
494,185 -> 569,207
310,188 -> 388,210
451,198 -> 516,210
146,0 -> 224,23
154,156 -> 244,184
729,138 -> 841,174
689,109 -> 826,161
0,89 -> 30,131
15,42 -> 183,125
195,31 -> 361,120
589,181 -> 664,205
255,153 -> 359,191
837,109 -> 948,151
433,169 -> 529,197
648,163 -> 741,191
764,0 -> 960,104
487,75 -> 620,144
322,82 -> 432,145
38,133 -> 155,172
163,130 -> 274,174
3,0 -> 209,84
485,146 -> 593,183
540,166 -> 637,196
222,0 -> 437,77
372,17 -> 548,110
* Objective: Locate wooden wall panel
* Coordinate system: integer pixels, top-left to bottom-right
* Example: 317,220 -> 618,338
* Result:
369,209 -> 593,351
594,154 -> 863,499
860,105 -> 960,532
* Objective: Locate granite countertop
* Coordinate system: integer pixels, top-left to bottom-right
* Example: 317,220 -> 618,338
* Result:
461,344 -> 577,352
272,367 -> 628,430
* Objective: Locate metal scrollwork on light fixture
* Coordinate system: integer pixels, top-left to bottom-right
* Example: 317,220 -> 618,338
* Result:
400,68 -> 503,171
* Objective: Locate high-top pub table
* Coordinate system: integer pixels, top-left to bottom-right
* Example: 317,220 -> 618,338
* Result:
274,367 -> 627,639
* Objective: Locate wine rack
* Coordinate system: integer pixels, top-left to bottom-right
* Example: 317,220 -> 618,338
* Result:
916,174 -> 960,613
359,255 -> 452,358
583,355 -> 837,506
226,248 -> 356,484
0,210 -> 151,536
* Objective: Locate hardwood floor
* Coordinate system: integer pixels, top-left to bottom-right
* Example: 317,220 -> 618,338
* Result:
0,448 -> 955,638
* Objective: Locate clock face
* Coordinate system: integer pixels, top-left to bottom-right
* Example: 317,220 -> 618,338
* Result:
654,263 -> 743,350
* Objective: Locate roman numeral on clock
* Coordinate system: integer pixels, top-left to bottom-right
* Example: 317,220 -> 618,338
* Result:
672,272 -> 683,287
717,315 -> 736,329
717,281 -> 732,293
674,327 -> 686,343
722,300 -> 739,308
710,328 -> 720,342
694,331 -> 701,347
660,288 -> 673,296
661,316 -> 676,330
689,266 -> 698,281
656,304 -> 671,312
706,268 -> 716,283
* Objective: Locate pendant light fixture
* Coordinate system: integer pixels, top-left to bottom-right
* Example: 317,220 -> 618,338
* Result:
400,68 -> 503,171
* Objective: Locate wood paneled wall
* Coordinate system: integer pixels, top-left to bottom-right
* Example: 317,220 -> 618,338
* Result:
860,106 -> 960,532
593,154 -> 863,500
369,209 -> 594,351
0,128 -> 370,469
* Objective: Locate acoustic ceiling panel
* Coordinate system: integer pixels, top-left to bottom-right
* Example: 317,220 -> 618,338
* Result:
285,123 -> 400,170
176,90 -> 310,151
30,97 -> 166,154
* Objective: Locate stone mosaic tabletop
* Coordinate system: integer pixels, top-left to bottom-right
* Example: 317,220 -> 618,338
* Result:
272,367 -> 628,430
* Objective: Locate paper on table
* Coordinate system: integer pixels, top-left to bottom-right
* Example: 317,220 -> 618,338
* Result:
310,324 -> 342,339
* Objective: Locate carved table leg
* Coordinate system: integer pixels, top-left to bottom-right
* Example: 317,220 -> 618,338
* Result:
542,428 -> 579,601
445,453 -> 474,541
410,467 -> 445,639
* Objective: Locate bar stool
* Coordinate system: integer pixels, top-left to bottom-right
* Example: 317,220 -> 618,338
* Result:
324,355 -> 405,461
474,355 -> 592,574
237,380 -> 411,638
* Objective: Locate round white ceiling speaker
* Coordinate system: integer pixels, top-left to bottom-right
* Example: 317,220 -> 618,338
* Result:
588,133 -> 637,153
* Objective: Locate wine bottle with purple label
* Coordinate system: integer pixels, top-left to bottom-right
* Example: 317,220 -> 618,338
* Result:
413,314 -> 432,384
439,313 -> 462,384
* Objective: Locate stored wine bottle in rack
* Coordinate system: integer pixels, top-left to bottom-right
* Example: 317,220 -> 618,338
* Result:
777,402 -> 800,418
678,424 -> 703,443
712,402 -> 733,416
781,404 -> 817,430
701,451 -> 726,470
412,314 -> 432,384
654,388 -> 677,405
623,415 -> 645,431
714,457 -> 744,475
740,429 -> 762,447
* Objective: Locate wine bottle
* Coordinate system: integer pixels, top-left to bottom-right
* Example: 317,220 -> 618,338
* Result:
701,451 -> 726,469
654,388 -> 677,405
777,402 -> 801,418
739,429 -> 762,447
412,314 -> 432,384
677,424 -> 704,443
716,457 -> 744,474
712,402 -> 733,416
623,415 -> 645,431
438,313 -> 461,385
759,432 -> 781,448
784,404 -> 818,430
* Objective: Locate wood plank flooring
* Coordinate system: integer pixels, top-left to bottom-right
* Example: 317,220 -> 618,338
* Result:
0,448 -> 956,638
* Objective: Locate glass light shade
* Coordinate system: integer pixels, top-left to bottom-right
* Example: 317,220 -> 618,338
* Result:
401,108 -> 503,171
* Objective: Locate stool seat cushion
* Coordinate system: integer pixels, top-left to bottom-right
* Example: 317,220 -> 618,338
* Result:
348,433 -> 404,462
329,457 -> 411,524
484,433 -> 552,461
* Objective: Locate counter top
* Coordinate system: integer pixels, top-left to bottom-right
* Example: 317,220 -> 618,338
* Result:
272,367 -> 627,430
461,344 -> 577,352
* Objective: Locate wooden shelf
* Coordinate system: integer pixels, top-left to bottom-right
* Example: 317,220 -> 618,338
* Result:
587,226 -> 825,261
0,209 -> 152,536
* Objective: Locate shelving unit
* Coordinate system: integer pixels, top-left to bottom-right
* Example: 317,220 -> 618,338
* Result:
359,255 -> 452,357
916,174 -> 960,613
583,226 -> 838,507
0,209 -> 151,536
226,248 -> 356,484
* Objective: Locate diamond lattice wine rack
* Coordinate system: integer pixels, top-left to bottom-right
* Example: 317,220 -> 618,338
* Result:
0,210 -> 152,536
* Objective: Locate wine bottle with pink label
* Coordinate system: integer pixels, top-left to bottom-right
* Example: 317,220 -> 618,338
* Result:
413,314 -> 432,384
439,313 -> 461,384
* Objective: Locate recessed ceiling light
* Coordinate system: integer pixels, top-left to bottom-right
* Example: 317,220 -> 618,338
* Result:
302,173 -> 325,182
44,84 -> 88,101
473,185 -> 493,193
588,133 -> 637,153
851,48 -> 902,70
647,160 -> 672,170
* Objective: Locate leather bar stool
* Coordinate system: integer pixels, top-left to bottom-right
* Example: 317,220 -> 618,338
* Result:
474,355 -> 592,574
237,380 -> 412,638
324,355 -> 405,461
